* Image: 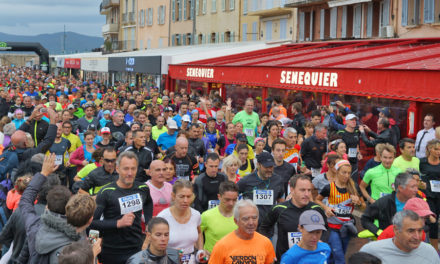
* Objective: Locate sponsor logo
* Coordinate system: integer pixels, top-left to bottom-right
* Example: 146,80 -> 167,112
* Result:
280,70 -> 338,87
186,68 -> 214,79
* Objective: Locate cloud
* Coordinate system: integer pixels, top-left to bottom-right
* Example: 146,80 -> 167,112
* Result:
0,0 -> 105,36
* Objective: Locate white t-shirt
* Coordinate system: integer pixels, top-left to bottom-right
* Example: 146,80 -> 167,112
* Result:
360,238 -> 440,264
157,207 -> 201,255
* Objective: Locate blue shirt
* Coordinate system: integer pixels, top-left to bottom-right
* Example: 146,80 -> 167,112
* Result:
173,114 -> 183,128
157,131 -> 177,150
395,195 -> 405,212
281,242 -> 331,264
24,91 -> 39,97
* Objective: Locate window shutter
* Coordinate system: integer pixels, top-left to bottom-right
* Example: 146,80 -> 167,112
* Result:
203,0 -> 207,14
178,0 -> 182,20
320,9 -> 325,39
231,31 -> 234,41
354,5 -> 362,38
216,32 -> 219,43
252,21 -> 257,40
242,23 -> 247,41
252,0 -> 257,11
191,0 -> 195,19
299,12 -> 305,41
184,0 -> 187,20
172,35 -> 175,46
230,0 -> 234,10
243,0 -> 247,14
383,0 -> 390,26
221,32 -> 224,42
265,21 -> 272,40
280,18 -> 287,39
341,6 -> 347,38
150,8 -> 154,25
212,0 -> 217,12
172,0 -> 176,21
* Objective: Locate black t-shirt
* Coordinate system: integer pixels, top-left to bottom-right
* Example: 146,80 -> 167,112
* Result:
48,138 -> 71,171
96,139 -> 117,148
90,181 -> 153,253
146,138 -> 159,155
106,122 -> 130,136
300,135 -> 327,169
420,158 -> 440,198
22,105 -> 34,117
195,173 -> 227,212
337,129 -> 360,163
188,138 -> 206,157
166,154 -> 199,180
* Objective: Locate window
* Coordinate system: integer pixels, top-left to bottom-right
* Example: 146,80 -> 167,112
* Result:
187,33 -> 192,45
212,0 -> 217,13
367,3 -> 373,37
184,0 -> 187,20
222,0 -> 226,11
280,18 -> 287,39
190,0 -> 195,19
341,6 -> 347,37
147,39 -> 151,49
299,12 -> 305,41
402,0 -> 408,26
125,0 -> 128,13
159,38 -> 163,47
266,0 -> 273,10
353,5 -> 362,38
140,9 -> 145,26
424,0 -> 434,23
211,32 -> 216,43
147,8 -> 153,25
243,0 -> 248,14
252,0 -> 257,11
380,0 -> 390,28
229,0 -> 234,10
243,23 -> 247,41
177,0 -> 182,20
132,0 -> 135,12
330,7 -> 337,39
203,0 -> 207,14
172,0 -> 176,21
320,9 -> 325,39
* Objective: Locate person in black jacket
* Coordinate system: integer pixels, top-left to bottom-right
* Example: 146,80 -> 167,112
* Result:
259,174 -> 327,262
18,105 -> 49,146
361,172 -> 418,237
300,124 -> 328,177
359,117 -> 394,147
290,102 -> 306,136
121,130 -> 154,182
11,105 -> 57,162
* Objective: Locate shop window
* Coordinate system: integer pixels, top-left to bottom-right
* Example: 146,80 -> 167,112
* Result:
225,84 -> 262,113
225,31 -> 231,42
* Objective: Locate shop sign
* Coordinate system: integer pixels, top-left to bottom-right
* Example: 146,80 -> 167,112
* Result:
186,68 -> 214,79
0,42 -> 11,51
108,56 -> 161,74
280,70 -> 338,87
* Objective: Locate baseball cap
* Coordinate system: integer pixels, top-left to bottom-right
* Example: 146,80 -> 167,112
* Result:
345,113 -> 358,121
256,152 -> 275,167
41,95 -> 47,100
299,210 -> 327,232
72,88 -> 78,93
167,119 -> 178,129
182,115 -> 191,122
87,124 -> 97,131
101,127 -> 111,134
378,107 -> 390,117
236,133 -> 247,142
67,104 -> 75,110
404,198 -> 436,218
164,107 -> 173,112
207,117 -> 216,122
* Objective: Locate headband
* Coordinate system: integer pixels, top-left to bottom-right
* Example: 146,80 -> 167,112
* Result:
335,160 -> 351,170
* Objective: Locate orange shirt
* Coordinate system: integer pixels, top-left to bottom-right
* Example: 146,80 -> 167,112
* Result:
6,189 -> 22,211
210,231 -> 276,264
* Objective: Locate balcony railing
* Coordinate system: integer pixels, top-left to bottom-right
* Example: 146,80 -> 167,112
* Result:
101,0 -> 119,9
247,0 -> 291,16
102,23 -> 119,35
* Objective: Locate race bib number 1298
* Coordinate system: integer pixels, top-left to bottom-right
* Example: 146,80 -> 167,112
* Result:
118,193 -> 143,215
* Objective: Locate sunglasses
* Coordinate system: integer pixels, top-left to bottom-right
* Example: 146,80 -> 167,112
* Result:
104,158 -> 116,163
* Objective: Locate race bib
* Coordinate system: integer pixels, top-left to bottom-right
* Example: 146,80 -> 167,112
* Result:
288,232 -> 302,248
118,193 -> 143,215
181,254 -> 192,264
334,204 -> 352,215
177,176 -> 190,181
348,148 -> 357,158
380,192 -> 390,198
208,200 -> 220,209
253,190 -> 274,205
244,128 -> 254,137
55,155 -> 63,166
431,180 -> 440,192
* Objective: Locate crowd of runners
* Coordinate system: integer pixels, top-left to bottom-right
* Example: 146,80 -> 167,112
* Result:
0,66 -> 439,264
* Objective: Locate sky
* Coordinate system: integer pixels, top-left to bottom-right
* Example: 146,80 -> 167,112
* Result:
0,0 -> 105,37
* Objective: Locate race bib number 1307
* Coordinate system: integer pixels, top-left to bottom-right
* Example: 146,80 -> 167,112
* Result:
118,193 -> 143,215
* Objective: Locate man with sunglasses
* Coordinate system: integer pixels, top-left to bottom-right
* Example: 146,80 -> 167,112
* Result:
79,147 -> 118,195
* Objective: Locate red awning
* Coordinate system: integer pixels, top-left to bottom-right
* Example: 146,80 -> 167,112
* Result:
168,38 -> 440,103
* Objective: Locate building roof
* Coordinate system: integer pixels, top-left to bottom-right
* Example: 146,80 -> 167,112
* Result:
168,38 -> 440,103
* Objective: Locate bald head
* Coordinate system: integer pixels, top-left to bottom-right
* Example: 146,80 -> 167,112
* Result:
11,130 -> 27,148
150,160 -> 165,170
175,136 -> 189,158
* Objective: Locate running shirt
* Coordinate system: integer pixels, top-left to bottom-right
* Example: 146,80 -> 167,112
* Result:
363,164 -> 401,200
201,206 -> 237,253
284,145 -> 301,169
146,180 -> 172,216
232,110 -> 260,146
166,154 -> 199,181
47,138 -> 71,171
320,182 -> 353,229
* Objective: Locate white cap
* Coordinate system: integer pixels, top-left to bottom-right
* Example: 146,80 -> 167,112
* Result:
182,115 -> 191,122
345,113 -> 358,121
167,119 -> 178,129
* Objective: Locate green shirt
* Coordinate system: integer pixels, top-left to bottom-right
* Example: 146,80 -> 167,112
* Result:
363,164 -> 401,200
392,155 -> 420,172
201,206 -> 237,252
152,126 -> 168,141
77,163 -> 98,195
232,110 -> 260,146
